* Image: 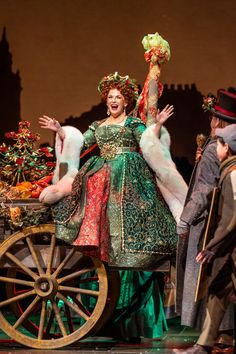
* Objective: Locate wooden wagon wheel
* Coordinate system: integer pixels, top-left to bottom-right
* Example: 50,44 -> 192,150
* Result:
5,268 -> 121,339
0,224 -> 109,349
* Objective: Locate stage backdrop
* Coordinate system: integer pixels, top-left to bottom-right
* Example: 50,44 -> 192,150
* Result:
0,0 -> 236,167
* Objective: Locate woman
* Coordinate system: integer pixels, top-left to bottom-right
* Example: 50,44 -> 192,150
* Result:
39,72 -> 186,268
39,72 -> 187,341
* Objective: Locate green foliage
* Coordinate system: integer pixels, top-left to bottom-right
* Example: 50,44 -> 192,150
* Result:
0,121 -> 55,185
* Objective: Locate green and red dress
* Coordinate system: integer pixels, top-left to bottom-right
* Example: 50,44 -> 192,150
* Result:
53,116 -> 177,268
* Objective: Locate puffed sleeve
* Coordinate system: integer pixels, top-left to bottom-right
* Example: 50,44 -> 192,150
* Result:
83,121 -> 98,148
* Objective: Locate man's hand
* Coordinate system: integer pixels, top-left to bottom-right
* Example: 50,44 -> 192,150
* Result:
196,249 -> 215,264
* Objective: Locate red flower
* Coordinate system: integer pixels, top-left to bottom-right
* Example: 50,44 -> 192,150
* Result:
15,157 -> 25,165
5,132 -> 18,139
38,147 -> 53,157
46,161 -> 56,167
19,121 -> 31,128
0,145 -> 7,152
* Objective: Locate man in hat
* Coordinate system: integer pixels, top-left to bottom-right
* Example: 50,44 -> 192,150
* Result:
173,123 -> 236,354
175,89 -> 236,352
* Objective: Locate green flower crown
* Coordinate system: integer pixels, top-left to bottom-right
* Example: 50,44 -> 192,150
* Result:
98,72 -> 139,103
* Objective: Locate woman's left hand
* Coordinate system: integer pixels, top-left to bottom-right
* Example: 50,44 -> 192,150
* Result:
153,104 -> 174,136
155,104 -> 174,125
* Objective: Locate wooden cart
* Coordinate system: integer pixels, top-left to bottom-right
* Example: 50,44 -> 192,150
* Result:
0,199 -> 170,349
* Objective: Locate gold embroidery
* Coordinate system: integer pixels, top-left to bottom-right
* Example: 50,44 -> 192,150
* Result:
100,144 -> 118,160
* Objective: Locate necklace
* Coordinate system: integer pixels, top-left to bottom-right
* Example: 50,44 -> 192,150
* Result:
106,115 -> 126,125
95,125 -> 125,144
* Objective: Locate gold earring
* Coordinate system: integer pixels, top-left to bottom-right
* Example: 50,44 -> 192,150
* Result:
107,108 -> 110,116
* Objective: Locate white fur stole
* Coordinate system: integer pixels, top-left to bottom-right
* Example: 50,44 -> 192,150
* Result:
39,126 -> 84,204
140,125 -> 188,222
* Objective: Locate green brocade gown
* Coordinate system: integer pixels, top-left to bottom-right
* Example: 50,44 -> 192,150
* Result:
81,270 -> 167,340
54,116 -> 177,268
53,116 -> 176,339
112,270 -> 167,339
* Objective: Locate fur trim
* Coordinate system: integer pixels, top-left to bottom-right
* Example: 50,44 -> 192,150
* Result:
53,126 -> 84,184
140,124 -> 188,222
39,174 -> 74,204
156,179 -> 185,223
159,125 -> 171,149
40,126 -> 84,204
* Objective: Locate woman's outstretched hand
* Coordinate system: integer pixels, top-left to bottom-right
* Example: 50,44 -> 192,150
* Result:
154,104 -> 174,136
39,115 -> 61,132
39,115 -> 65,140
156,104 -> 174,125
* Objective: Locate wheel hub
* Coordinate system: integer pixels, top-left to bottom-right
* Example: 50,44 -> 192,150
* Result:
35,276 -> 58,298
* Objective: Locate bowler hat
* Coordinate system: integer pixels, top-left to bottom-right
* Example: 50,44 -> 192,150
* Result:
203,89 -> 236,123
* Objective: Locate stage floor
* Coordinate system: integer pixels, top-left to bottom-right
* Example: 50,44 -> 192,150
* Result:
0,317 -> 200,354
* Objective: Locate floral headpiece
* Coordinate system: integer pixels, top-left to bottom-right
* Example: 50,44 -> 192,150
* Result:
202,93 -> 216,112
98,72 -> 139,104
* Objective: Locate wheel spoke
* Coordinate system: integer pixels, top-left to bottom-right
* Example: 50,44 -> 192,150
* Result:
44,300 -> 54,335
59,285 -> 99,297
0,276 -> 34,287
64,304 -> 74,333
57,292 -> 90,321
5,252 -> 38,280
57,267 -> 96,284
13,295 -> 40,329
71,295 -> 92,317
79,276 -> 98,283
52,248 -> 76,278
52,301 -> 67,337
26,237 -> 44,275
38,300 -> 46,339
0,289 -> 36,308
46,234 -> 56,275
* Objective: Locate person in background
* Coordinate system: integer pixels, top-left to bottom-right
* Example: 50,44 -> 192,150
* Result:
174,123 -> 236,353
176,89 -> 236,351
